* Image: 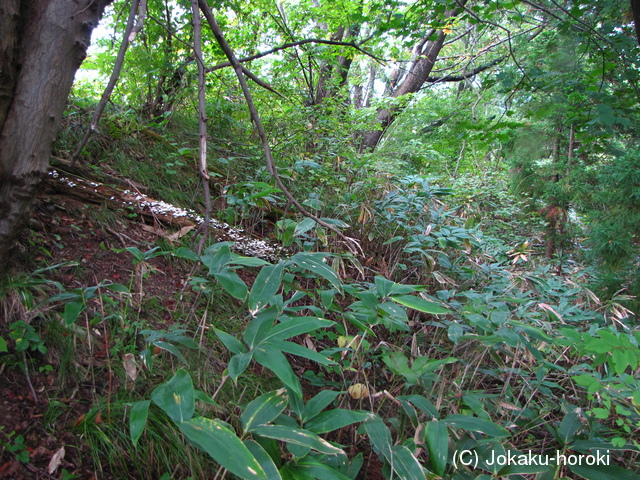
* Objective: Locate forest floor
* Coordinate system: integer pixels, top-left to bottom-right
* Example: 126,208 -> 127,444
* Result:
1,177 -> 190,479
1,167 -> 384,479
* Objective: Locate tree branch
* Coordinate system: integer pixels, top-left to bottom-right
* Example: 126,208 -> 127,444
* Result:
207,38 -> 384,73
425,55 -> 506,83
191,0 -> 211,255
198,0 -> 362,255
71,0 -> 140,166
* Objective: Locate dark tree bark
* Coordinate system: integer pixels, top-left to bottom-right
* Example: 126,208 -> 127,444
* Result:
358,1 -> 469,152
358,31 -> 447,151
0,0 -> 113,272
630,0 -> 640,47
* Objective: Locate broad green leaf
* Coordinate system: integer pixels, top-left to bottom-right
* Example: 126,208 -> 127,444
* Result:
174,247 -> 199,261
0,337 -> 6,353
293,217 -> 317,237
63,301 -> 84,327
129,400 -> 150,448
292,458 -> 353,480
378,302 -> 409,324
215,328 -> 247,355
267,340 -> 335,365
264,317 -> 334,342
194,389 -> 216,405
290,252 -> 343,293
242,389 -> 289,433
397,395 -> 439,418
398,398 -> 419,427
374,276 -> 419,297
303,390 -> 342,421
391,295 -> 450,315
305,409 -> 373,434
251,425 -> 343,455
244,439 -> 282,480
443,414 -> 509,437
570,463 -> 640,480
202,244 -> 232,274
363,416 -> 393,461
253,345 -> 302,397
245,305 -> 279,348
180,417 -> 268,479
229,351 -> 253,380
151,369 -> 195,424
103,283 -> 130,293
249,263 -> 285,313
214,270 -> 248,300
448,322 -> 464,343
153,340 -> 187,364
558,412 -> 581,445
424,420 -> 448,476
229,255 -> 271,267
390,445 -> 426,480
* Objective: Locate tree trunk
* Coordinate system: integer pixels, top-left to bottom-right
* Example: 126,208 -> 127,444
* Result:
0,0 -> 112,272
358,31 -> 447,151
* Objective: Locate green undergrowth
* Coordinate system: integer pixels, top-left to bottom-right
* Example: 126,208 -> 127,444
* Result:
2,103 -> 636,479
2,230 -> 639,479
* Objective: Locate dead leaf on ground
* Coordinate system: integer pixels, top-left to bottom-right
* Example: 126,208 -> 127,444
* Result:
122,353 -> 139,383
47,446 -> 65,475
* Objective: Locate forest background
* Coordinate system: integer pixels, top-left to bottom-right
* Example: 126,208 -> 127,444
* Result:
0,0 -> 640,479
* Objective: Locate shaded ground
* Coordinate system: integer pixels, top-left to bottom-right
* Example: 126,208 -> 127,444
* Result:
0,166 -> 390,479
1,184 -> 196,479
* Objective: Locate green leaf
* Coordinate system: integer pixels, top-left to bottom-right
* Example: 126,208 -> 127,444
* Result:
391,295 -> 450,315
213,270 -> 248,300
202,244 -> 232,273
443,414 -> 509,437
153,340 -> 188,364
174,247 -> 199,261
63,301 -> 84,327
215,328 -> 247,355
251,425 -> 343,455
249,263 -> 285,313
194,390 -> 216,405
253,345 -> 302,397
424,420 -> 448,476
103,283 -> 130,293
129,400 -> 150,448
242,389 -> 289,433
363,416 -> 393,461
448,322 -> 464,343
390,445 -> 426,480
290,252 -> 343,293
291,457 -> 353,480
244,305 -> 279,348
293,217 -> 317,237
374,276 -> 419,297
264,317 -> 334,342
229,351 -> 253,380
267,340 -> 335,366
559,412 -> 581,445
305,409 -> 373,434
397,395 -> 439,418
0,337 -> 7,353
151,369 -> 195,424
303,390 -> 342,421
244,439 -> 282,479
570,463 -> 640,480
180,417 -> 268,479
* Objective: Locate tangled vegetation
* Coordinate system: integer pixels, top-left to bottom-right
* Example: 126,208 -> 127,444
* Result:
1,0 -> 640,479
